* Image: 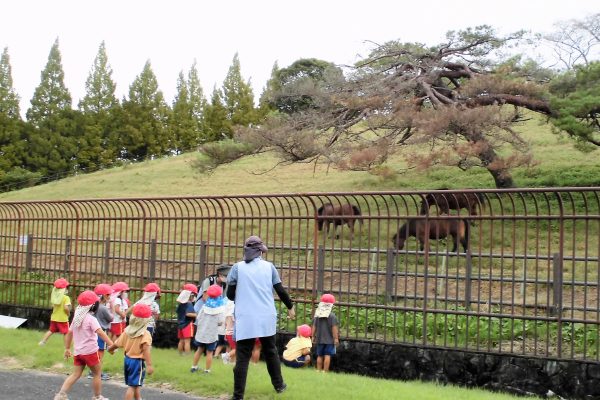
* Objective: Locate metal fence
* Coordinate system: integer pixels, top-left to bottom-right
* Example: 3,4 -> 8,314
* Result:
0,188 -> 599,361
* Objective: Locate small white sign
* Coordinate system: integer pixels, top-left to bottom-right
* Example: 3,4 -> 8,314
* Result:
0,315 -> 27,328
19,235 -> 28,246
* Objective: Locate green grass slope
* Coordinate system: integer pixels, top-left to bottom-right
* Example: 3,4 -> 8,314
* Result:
0,117 -> 598,201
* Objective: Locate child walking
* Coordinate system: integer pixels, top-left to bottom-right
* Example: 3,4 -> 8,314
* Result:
108,303 -> 154,400
282,324 -> 312,368
176,283 -> 198,355
133,282 -> 161,336
110,281 -> 130,341
40,278 -> 71,346
90,283 -> 114,380
221,299 -> 236,364
312,294 -> 339,372
53,290 -> 114,400
191,284 -> 226,373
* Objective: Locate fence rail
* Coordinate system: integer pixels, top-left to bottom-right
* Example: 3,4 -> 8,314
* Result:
0,188 -> 599,361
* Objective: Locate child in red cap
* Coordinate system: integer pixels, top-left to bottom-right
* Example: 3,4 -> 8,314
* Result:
40,278 -> 71,346
282,324 -> 312,368
53,290 -> 114,400
176,283 -> 198,355
312,293 -> 339,372
191,284 -> 226,373
108,303 -> 154,400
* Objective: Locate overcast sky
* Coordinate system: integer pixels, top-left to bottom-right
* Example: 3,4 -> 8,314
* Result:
1,0 -> 597,115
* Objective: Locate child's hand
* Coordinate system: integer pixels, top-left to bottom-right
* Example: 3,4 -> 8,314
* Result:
108,348 -> 115,355
146,365 -> 154,375
63,349 -> 72,359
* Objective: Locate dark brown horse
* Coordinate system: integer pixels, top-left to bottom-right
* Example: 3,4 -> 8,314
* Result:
419,190 -> 485,217
317,203 -> 362,239
392,218 -> 470,253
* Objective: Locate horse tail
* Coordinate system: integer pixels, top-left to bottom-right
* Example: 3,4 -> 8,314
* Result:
352,205 -> 363,225
317,205 -> 324,231
419,194 -> 432,215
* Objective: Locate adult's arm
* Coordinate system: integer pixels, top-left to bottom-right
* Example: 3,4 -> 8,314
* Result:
226,284 -> 236,301
273,282 -> 293,309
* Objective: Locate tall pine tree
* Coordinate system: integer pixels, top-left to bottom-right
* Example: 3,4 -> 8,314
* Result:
222,53 -> 257,130
0,47 -> 25,174
169,71 -> 196,153
119,60 -> 170,160
24,38 -> 76,178
188,61 -> 206,141
77,41 -> 120,170
203,86 -> 230,141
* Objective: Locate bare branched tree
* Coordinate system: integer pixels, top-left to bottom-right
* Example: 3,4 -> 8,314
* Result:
542,13 -> 600,69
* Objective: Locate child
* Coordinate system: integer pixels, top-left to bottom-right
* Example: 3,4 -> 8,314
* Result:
53,290 -> 114,400
176,283 -> 198,355
282,324 -> 312,368
108,303 -> 154,400
221,299 -> 236,364
90,283 -> 114,381
191,284 -> 226,373
110,281 -> 130,341
133,282 -> 161,336
312,293 -> 339,372
40,278 -> 71,346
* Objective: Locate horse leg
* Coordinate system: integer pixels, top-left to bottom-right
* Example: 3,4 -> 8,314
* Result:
347,220 -> 354,240
451,235 -> 458,253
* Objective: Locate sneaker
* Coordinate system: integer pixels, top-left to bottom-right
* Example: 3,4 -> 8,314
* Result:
203,369 -> 211,373
38,340 -> 46,346
190,366 -> 199,373
53,393 -> 68,400
275,383 -> 287,393
221,353 -> 230,364
101,372 -> 111,380
92,396 -> 109,400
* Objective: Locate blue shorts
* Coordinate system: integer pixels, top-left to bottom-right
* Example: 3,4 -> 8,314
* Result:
194,340 -> 218,352
217,334 -> 227,346
282,355 -> 309,368
147,326 -> 155,336
124,355 -> 146,387
316,344 -> 336,356
97,328 -> 109,350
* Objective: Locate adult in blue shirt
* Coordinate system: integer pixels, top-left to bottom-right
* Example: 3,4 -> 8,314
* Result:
226,235 -> 295,400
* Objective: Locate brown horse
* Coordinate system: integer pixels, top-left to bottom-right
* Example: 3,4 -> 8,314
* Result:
392,218 -> 470,253
419,190 -> 485,217
317,203 -> 362,239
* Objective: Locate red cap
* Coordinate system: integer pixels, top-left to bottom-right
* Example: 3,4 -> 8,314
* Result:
54,278 -> 69,289
132,303 -> 152,318
206,284 -> 223,298
297,324 -> 312,338
112,281 -> 130,292
144,282 -> 161,293
183,283 -> 198,294
320,293 -> 336,304
77,290 -> 99,306
94,283 -> 113,296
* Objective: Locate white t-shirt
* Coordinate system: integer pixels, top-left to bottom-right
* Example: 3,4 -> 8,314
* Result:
112,297 -> 126,323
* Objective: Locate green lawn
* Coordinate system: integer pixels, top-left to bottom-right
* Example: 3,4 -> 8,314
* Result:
0,328 -> 532,400
0,116 -> 597,202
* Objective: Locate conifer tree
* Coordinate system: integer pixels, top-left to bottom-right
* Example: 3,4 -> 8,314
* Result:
0,47 -> 20,118
203,87 -> 230,141
24,38 -> 76,178
188,61 -> 206,139
222,53 -> 257,129
119,60 -> 170,160
77,41 -> 120,170
0,47 -> 25,174
169,71 -> 196,153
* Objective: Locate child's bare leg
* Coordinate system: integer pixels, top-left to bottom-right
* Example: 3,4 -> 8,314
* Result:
214,344 -> 223,357
89,363 -> 103,396
251,344 -> 260,363
183,338 -> 191,354
40,330 -> 52,344
316,355 -> 323,370
192,347 -> 202,367
58,365 -> 84,394
133,386 -> 141,400
323,355 -> 331,372
205,350 -> 213,370
229,349 -> 236,363
125,386 -> 135,400
178,339 -> 184,354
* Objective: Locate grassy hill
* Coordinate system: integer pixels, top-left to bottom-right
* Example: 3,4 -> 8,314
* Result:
0,117 -> 598,202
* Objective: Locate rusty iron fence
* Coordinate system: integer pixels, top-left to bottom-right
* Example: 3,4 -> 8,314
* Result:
0,189 -> 599,361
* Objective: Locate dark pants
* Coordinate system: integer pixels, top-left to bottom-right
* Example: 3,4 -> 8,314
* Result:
233,335 -> 284,400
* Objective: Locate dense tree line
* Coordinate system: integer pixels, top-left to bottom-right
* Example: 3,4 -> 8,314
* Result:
0,40 -> 259,191
0,14 -> 598,191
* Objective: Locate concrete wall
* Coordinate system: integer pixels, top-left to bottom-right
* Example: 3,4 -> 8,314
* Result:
3,304 -> 598,399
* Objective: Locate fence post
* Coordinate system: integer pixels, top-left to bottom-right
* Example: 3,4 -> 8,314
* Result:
464,252 -> 473,310
198,241 -> 207,284
551,252 -> 563,358
148,238 -> 157,282
317,246 -> 325,295
63,236 -> 71,275
385,248 -> 395,304
437,255 -> 447,296
25,234 -> 33,273
102,237 -> 110,280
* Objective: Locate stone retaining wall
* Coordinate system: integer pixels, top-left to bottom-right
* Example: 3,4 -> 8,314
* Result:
2,304 -> 597,399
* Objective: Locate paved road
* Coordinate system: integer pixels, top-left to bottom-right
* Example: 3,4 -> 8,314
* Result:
0,369 -> 218,400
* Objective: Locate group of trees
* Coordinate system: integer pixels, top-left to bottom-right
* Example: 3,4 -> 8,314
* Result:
0,39 -> 259,190
1,14 -> 599,191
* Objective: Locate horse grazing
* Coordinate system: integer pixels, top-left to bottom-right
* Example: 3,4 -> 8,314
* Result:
419,190 -> 485,217
392,218 -> 470,253
317,203 -> 362,239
